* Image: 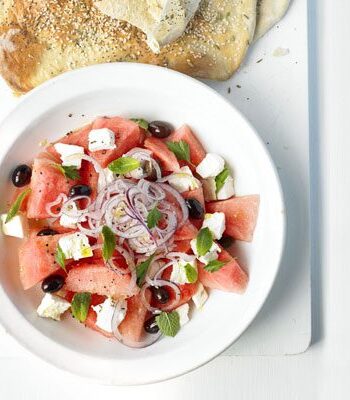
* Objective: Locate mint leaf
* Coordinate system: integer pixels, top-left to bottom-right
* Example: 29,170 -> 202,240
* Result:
71,292 -> 91,322
131,118 -> 149,130
102,225 -> 116,261
166,140 -> 190,162
215,167 -> 230,194
184,263 -> 198,283
52,163 -> 80,180
147,206 -> 162,229
55,244 -> 66,272
108,157 -> 141,175
204,260 -> 226,272
136,253 -> 155,287
196,227 -> 213,257
5,188 -> 31,223
155,311 -> 180,337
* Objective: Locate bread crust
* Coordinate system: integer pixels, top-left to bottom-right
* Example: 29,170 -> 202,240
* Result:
0,0 -> 257,94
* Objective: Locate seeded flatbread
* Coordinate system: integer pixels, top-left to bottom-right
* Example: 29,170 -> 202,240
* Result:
254,0 -> 290,41
0,0 -> 257,94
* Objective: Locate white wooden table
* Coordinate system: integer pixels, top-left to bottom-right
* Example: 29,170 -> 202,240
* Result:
0,0 -> 349,398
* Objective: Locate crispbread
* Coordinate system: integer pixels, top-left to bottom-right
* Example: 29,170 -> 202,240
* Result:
0,0 -> 257,94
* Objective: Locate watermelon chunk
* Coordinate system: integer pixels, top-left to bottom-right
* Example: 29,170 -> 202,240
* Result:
65,261 -> 138,298
167,125 -> 206,166
118,292 -> 151,343
206,195 -> 260,242
26,157 -> 79,219
19,233 -> 68,289
172,239 -> 192,253
174,222 -> 198,241
198,247 -> 248,293
144,137 -> 180,172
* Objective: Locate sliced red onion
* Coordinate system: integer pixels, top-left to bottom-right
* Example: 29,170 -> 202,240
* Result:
45,193 -> 67,217
159,183 -> 188,227
144,276 -> 181,312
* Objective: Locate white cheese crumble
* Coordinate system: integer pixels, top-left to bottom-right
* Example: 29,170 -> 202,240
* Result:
37,293 -> 71,321
58,233 -> 93,261
0,214 -> 27,238
167,166 -> 201,193
190,239 -> 222,265
98,167 -> 116,191
202,212 -> 226,240
170,258 -> 197,285
175,303 -> 190,327
196,153 -> 225,178
217,175 -> 235,200
192,283 -> 208,309
54,143 -> 84,168
92,298 -> 127,333
88,128 -> 116,152
59,202 -> 81,228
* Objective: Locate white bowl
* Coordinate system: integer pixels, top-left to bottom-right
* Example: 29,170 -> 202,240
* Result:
0,63 -> 285,384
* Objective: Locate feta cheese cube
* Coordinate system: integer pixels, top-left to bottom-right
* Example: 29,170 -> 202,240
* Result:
54,143 -> 84,168
192,283 -> 208,309
58,233 -> 93,261
92,298 -> 127,333
202,177 -> 217,201
167,166 -> 201,193
170,258 -> 197,284
202,212 -> 226,240
59,202 -> 81,228
175,303 -> 190,327
190,239 -> 221,265
196,153 -> 225,178
1,214 -> 27,238
37,293 -> 71,321
126,165 -> 144,180
98,167 -> 116,191
217,175 -> 235,200
88,128 -> 116,152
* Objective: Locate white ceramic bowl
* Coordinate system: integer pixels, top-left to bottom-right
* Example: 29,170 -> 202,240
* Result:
0,63 -> 285,384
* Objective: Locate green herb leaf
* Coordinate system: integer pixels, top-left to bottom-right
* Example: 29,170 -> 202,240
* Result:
136,253 -> 155,287
166,140 -> 190,162
130,118 -> 149,130
215,167 -> 230,194
155,311 -> 180,337
5,188 -> 31,223
55,244 -> 66,272
204,260 -> 226,272
147,206 -> 162,229
196,227 -> 213,257
102,225 -> 116,261
108,157 -> 141,175
71,292 -> 91,322
52,163 -> 80,180
184,263 -> 198,283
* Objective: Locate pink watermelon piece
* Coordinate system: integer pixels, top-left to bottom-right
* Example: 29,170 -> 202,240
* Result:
166,125 -> 206,166
26,157 -> 79,219
206,195 -> 260,242
118,292 -> 151,343
174,222 -> 198,241
198,247 -> 248,293
144,137 -> 180,172
172,239 -> 192,253
19,232 -> 68,290
65,261 -> 138,298
90,117 -> 145,167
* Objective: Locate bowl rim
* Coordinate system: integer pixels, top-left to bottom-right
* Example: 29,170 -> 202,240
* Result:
0,62 -> 286,385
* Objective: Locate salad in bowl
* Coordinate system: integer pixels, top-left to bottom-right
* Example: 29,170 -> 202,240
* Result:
1,116 -> 259,348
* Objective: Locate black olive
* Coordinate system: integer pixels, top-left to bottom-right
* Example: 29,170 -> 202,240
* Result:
41,274 -> 65,293
37,228 -> 59,236
144,160 -> 158,182
152,286 -> 170,304
185,198 -> 204,219
218,235 -> 234,249
11,164 -> 32,187
68,184 -> 92,198
144,316 -> 159,334
148,121 -> 173,138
